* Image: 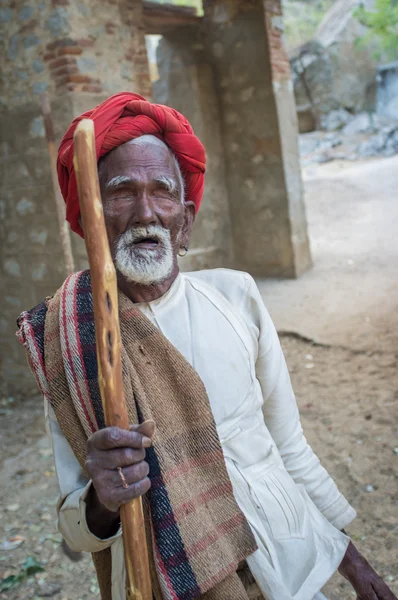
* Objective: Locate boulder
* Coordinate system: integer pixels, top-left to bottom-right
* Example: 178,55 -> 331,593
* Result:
359,125 -> 398,158
290,0 -> 379,119
342,112 -> 375,135
321,109 -> 352,131
296,104 -> 317,133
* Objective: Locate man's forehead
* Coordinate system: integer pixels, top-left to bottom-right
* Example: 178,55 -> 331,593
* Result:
100,142 -> 177,182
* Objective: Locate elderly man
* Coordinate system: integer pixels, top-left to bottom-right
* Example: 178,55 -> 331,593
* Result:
18,93 -> 396,600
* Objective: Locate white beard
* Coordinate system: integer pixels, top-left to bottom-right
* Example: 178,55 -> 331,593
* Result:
114,225 -> 175,285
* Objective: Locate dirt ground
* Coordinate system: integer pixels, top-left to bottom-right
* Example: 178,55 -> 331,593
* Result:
1,156 -> 397,599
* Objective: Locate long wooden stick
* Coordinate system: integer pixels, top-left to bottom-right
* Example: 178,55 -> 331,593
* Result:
73,119 -> 152,600
40,93 -> 75,275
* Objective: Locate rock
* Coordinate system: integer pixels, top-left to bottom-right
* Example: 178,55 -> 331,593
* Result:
314,153 -> 334,164
342,112 -> 375,135
35,581 -> 61,597
299,133 -> 321,156
297,104 -> 317,133
318,133 -> 342,151
0,535 -> 25,551
321,109 -> 352,131
290,41 -> 334,115
359,125 -> 398,158
290,0 -> 379,119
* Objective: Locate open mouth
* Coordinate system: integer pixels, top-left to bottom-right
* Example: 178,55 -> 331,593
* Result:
132,236 -> 160,249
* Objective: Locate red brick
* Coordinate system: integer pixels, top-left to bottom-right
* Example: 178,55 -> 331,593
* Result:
43,52 -> 56,62
77,38 -> 95,47
67,74 -> 91,84
49,56 -> 77,70
57,46 -> 83,56
46,38 -> 76,51
52,64 -> 79,78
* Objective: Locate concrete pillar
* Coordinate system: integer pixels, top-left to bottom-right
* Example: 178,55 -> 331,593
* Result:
203,0 -> 312,277
0,0 -> 150,396
153,28 -> 234,272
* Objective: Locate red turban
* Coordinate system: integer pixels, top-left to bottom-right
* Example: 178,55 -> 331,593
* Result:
57,92 -> 206,237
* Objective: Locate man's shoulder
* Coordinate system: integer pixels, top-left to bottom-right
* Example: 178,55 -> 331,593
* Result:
18,270 -> 89,337
182,268 -> 255,308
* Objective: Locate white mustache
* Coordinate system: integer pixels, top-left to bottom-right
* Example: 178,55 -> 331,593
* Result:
117,225 -> 171,247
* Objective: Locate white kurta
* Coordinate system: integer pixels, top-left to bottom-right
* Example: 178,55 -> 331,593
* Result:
46,269 -> 356,600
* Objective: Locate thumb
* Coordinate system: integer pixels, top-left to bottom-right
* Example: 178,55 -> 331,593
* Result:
130,420 -> 156,439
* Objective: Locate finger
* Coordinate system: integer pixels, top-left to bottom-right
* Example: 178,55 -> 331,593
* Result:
114,461 -> 150,487
95,446 -> 147,469
355,586 -> 378,600
130,420 -> 156,439
95,475 -> 151,512
367,587 -> 380,600
111,476 -> 151,506
372,579 -> 398,600
91,427 -> 152,450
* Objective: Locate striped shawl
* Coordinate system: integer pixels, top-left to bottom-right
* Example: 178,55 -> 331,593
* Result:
17,270 -> 257,600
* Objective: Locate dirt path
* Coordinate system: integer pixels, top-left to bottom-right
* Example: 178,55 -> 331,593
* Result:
259,155 -> 398,354
1,333 -> 397,599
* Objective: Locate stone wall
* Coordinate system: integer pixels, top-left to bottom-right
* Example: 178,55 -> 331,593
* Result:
1,0 -> 310,397
202,0 -> 311,276
1,0 -> 150,397
1,100 -> 75,395
0,0 -> 149,108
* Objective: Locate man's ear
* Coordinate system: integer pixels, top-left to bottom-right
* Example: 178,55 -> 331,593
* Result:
181,201 -> 196,245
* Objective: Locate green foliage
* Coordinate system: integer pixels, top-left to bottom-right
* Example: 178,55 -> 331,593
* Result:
355,0 -> 398,60
0,557 -> 44,592
282,0 -> 335,50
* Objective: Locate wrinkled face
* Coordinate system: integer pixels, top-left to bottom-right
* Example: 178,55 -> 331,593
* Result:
98,142 -> 195,285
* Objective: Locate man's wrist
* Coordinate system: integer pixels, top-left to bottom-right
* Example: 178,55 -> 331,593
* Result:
338,540 -> 364,580
85,484 -> 121,539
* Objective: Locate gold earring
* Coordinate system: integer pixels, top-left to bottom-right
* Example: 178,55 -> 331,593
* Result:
178,245 -> 188,257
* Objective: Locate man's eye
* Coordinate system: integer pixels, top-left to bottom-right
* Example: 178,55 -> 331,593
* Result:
155,187 -> 171,196
110,192 -> 134,201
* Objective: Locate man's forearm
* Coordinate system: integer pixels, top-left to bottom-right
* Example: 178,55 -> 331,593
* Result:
85,484 -> 121,539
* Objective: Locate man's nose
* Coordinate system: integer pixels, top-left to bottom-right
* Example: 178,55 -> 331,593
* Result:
130,193 -> 157,228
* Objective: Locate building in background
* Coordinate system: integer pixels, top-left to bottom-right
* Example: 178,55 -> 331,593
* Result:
0,0 -> 311,396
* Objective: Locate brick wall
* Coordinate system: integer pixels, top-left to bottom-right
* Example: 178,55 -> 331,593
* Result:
0,0 -> 150,397
263,0 -> 291,82
0,0 -> 150,109
0,0 -> 310,397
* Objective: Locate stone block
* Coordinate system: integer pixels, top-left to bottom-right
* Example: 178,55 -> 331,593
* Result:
203,0 -> 311,277
296,105 -> 316,133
